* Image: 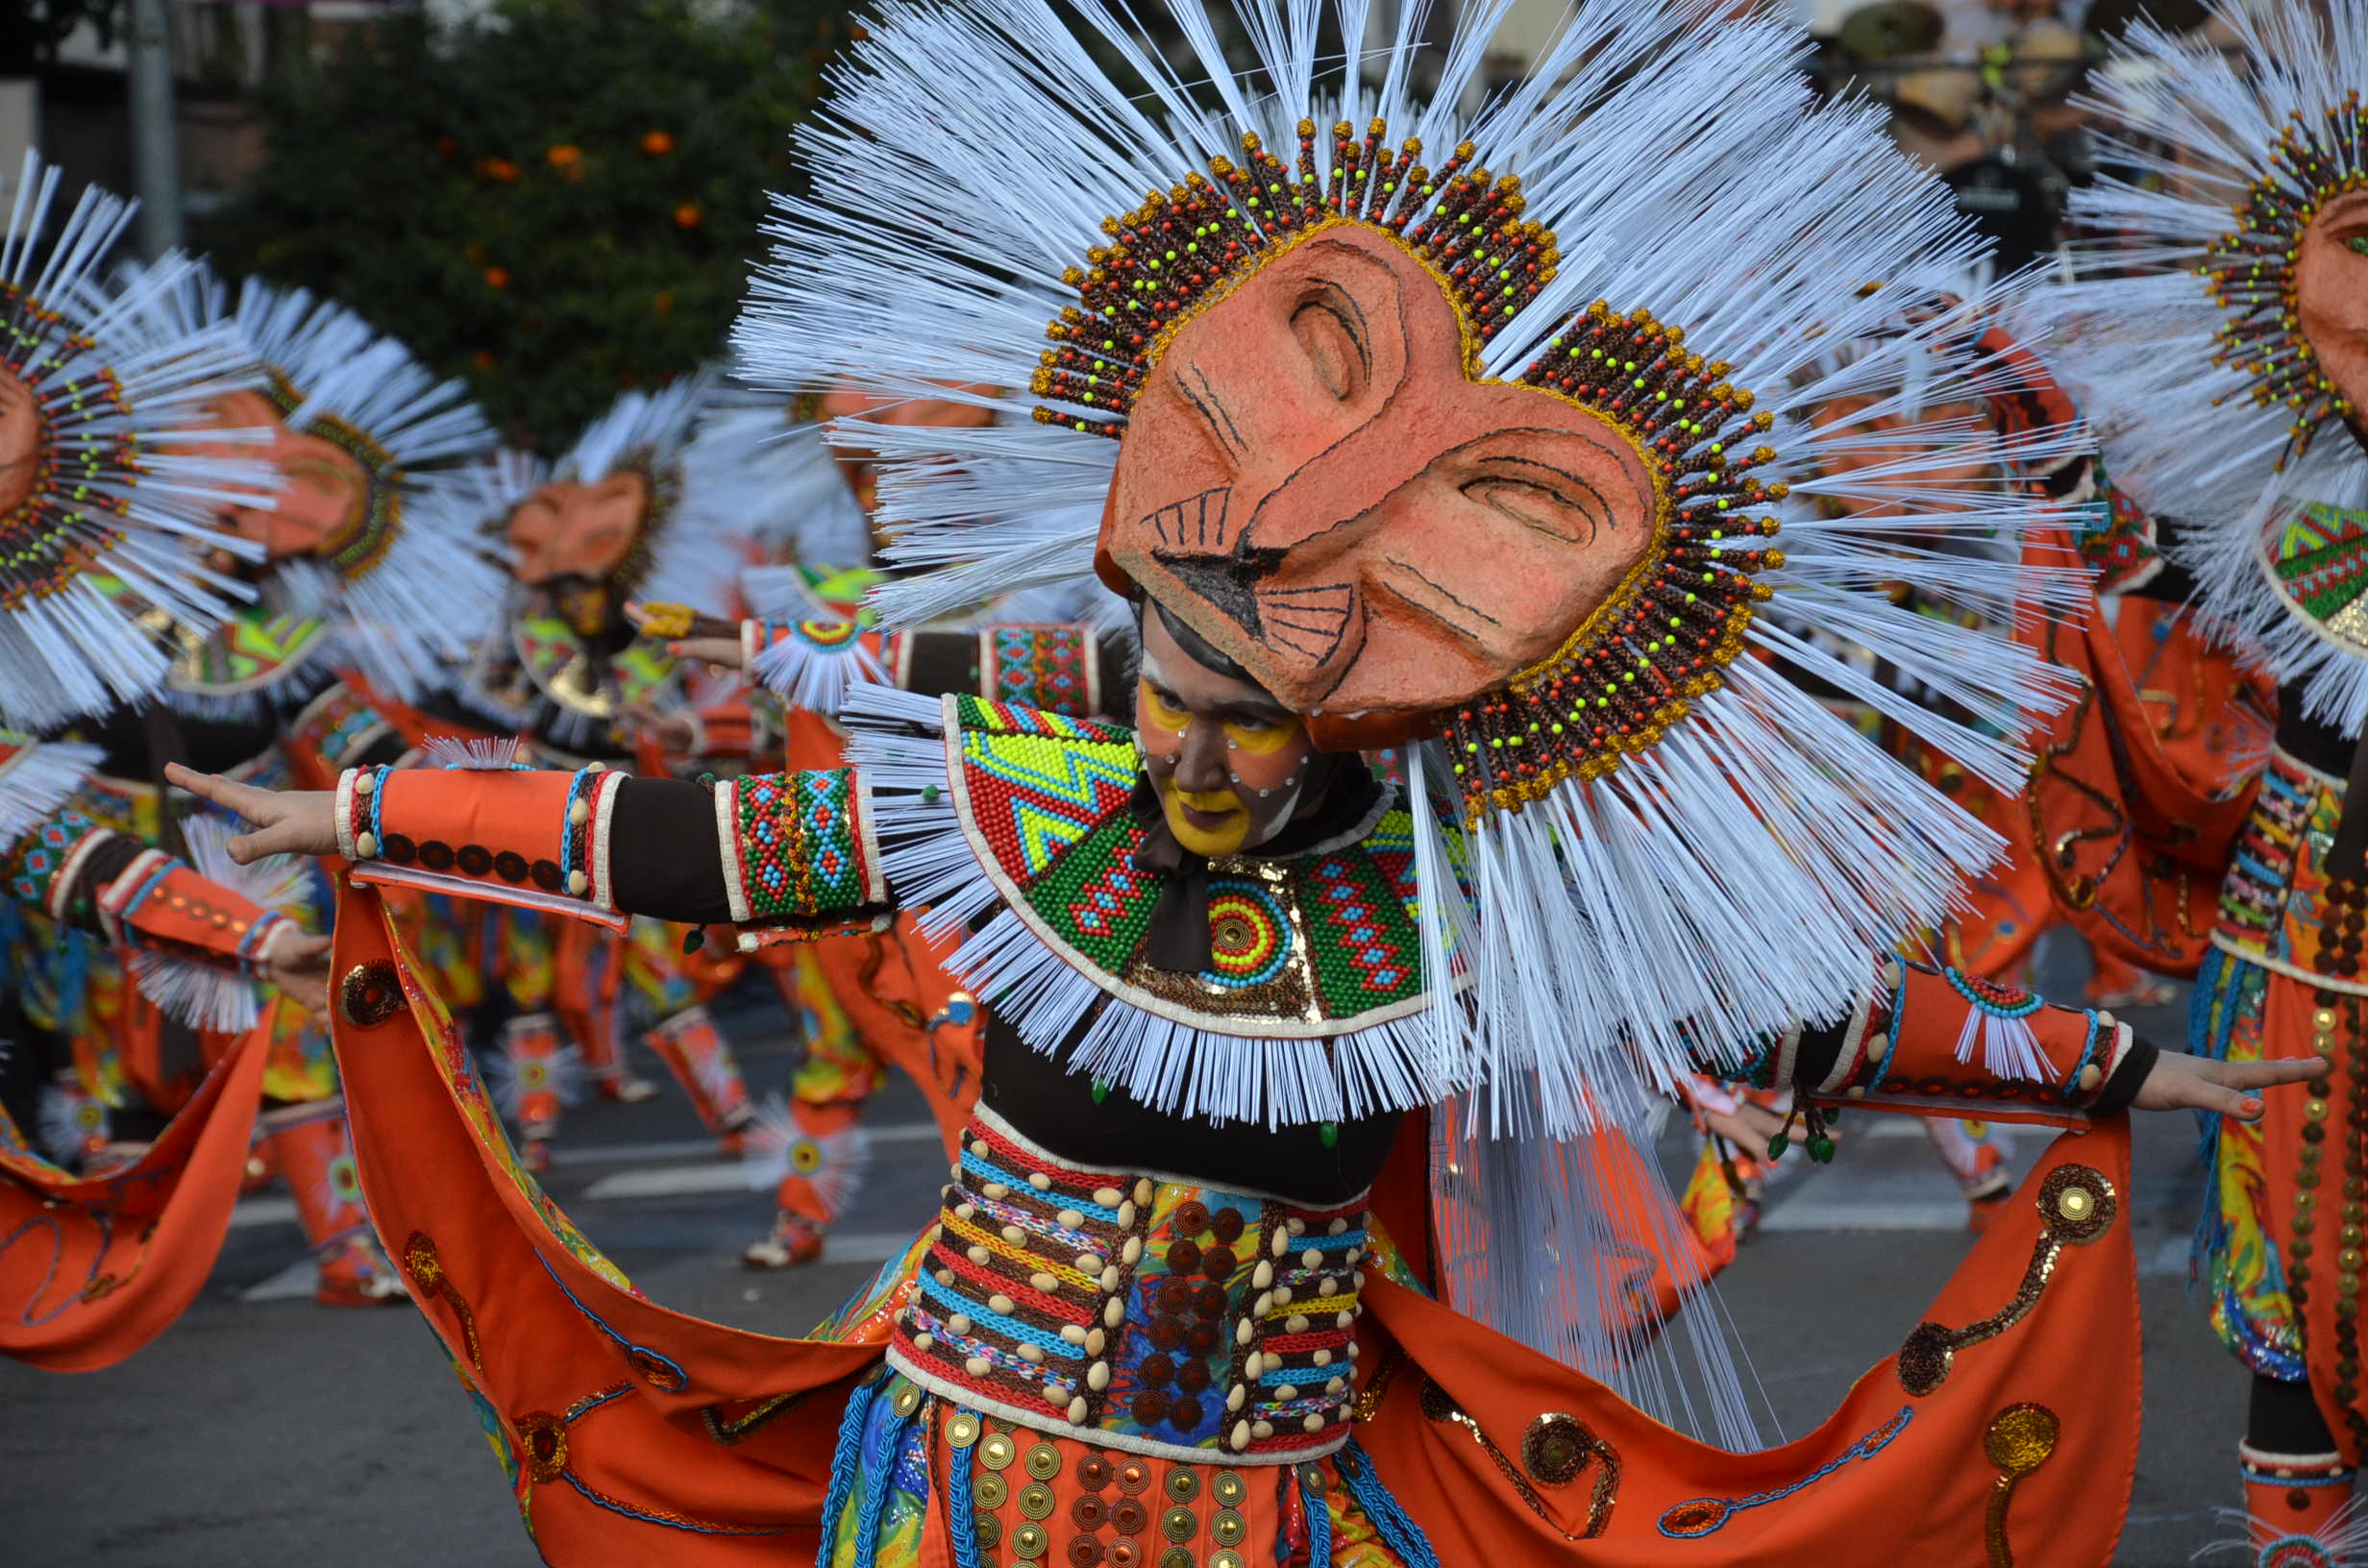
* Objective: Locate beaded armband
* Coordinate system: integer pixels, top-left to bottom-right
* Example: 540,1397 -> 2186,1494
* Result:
974,625 -> 1100,718
342,764 -> 629,931
713,768 -> 884,926
1802,960 -> 2133,1128
95,850 -> 293,975
2,807 -> 117,922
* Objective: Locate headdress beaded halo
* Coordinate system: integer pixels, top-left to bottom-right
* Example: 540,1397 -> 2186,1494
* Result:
738,0 -> 2084,1137
2045,0 -> 2368,727
0,154 -> 277,728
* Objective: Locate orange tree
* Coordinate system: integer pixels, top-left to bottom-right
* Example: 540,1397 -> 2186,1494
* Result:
199,0 -> 849,449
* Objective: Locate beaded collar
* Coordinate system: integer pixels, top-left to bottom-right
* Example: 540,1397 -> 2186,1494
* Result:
857,691 -> 1446,1128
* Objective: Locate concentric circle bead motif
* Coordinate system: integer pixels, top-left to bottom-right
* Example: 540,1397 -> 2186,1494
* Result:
1202,883 -> 1292,989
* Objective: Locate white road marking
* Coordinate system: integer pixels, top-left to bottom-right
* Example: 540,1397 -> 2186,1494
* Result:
582,1163 -> 762,1200
228,1196 -> 297,1231
1756,1199 -> 1971,1232
239,1259 -> 319,1302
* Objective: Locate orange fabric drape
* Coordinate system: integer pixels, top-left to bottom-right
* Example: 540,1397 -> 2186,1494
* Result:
0,1002 -> 272,1370
329,876 -> 2140,1563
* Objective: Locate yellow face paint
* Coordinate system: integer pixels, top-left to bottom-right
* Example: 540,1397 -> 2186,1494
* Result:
1161,781 -> 1251,855
1139,679 -> 1193,736
1221,716 -> 1298,754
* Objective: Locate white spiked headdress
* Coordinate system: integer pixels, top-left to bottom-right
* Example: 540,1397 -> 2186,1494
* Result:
741,1 -> 2081,1141
2044,0 -> 2368,726
149,268 -> 502,710
0,155 -> 275,729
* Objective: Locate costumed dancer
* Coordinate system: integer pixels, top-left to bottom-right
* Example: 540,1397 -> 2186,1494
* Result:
1765,298 -> 2266,1238
439,375 -> 765,1167
2031,5 -> 2368,1556
667,388 -> 1131,1268
178,2 -> 2323,1559
126,263 -> 500,1308
0,156 -> 353,1364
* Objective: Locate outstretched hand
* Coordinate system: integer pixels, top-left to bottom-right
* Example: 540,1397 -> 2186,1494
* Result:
2134,1047 -> 2318,1121
164,763 -> 339,863
260,929 -> 333,1014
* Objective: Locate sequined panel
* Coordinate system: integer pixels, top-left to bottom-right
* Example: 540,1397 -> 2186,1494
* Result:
888,1109 -> 1368,1466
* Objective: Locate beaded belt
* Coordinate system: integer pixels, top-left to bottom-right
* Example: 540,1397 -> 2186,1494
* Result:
2212,747 -> 2367,994
887,1107 -> 1370,1466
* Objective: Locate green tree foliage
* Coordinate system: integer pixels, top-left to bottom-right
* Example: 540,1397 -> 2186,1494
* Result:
199,0 -> 848,450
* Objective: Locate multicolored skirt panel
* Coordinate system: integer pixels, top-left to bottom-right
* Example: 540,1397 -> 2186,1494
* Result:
821,1369 -> 1425,1568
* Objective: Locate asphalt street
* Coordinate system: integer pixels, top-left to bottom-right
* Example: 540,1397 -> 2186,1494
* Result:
0,948 -> 2256,1566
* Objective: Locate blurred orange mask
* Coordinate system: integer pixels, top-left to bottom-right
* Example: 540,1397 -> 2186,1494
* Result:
0,369 -> 41,516
197,389 -> 384,565
506,470 -> 654,637
2298,190 -> 2368,454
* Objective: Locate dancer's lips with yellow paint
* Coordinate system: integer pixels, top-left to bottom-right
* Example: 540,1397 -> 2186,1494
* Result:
1162,782 -> 1248,853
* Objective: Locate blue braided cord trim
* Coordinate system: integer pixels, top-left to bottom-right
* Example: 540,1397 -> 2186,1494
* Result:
1869,969 -> 1912,1087
560,768 -> 593,882
2065,1011 -> 2105,1093
907,1303 -> 1079,1385
852,1386 -> 908,1563
530,1251 -> 687,1392
2189,948 -> 2232,1060
1279,1230 -> 1366,1255
2229,845 -> 2284,886
914,1277 -> 1087,1360
1305,1465 -> 1334,1568
1257,1362 -> 1347,1388
1338,1440 -> 1438,1568
369,765 -> 389,849
958,1148 -> 1121,1224
816,1378 -> 878,1567
966,1187 -> 1100,1253
1657,1406 -> 1912,1538
946,1424 -> 983,1568
560,1472 -> 791,1536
